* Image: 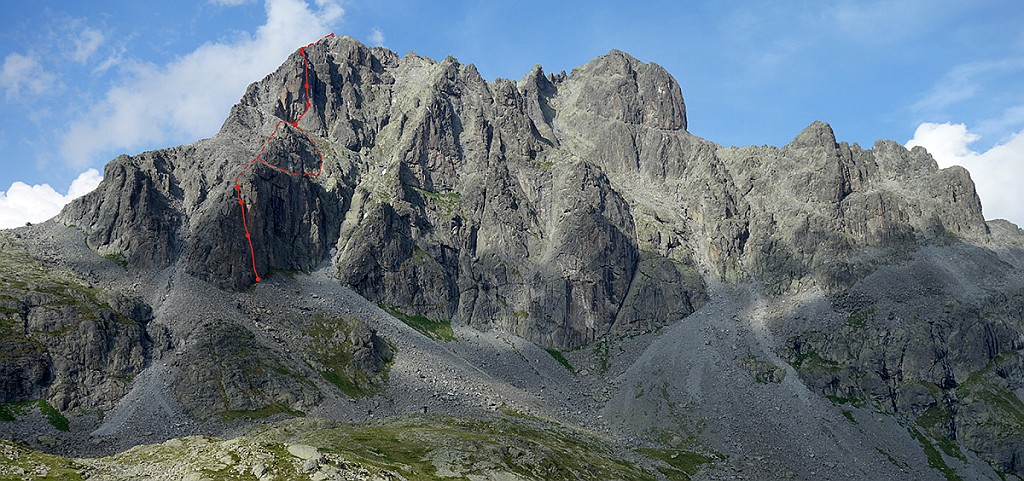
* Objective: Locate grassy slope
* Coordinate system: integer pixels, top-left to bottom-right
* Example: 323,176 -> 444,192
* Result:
0,414 -> 721,480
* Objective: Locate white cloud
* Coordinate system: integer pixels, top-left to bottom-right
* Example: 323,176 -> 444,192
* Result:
907,122 -> 1024,226
905,123 -> 979,165
0,53 -> 57,100
369,27 -> 384,47
72,27 -> 106,63
67,169 -> 104,198
0,169 -> 102,229
59,0 -> 344,167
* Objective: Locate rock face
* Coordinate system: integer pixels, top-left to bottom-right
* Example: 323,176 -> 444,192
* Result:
0,233 -> 151,412
779,242 -> 1024,474
60,38 -> 990,350
46,36 -> 1024,476
173,319 -> 321,420
59,37 -> 710,349
172,314 -> 392,421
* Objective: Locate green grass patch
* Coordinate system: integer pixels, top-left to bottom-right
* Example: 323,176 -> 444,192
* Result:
975,388 -> 1024,425
639,448 -> 721,481
38,400 -> 69,431
842,410 -> 857,424
380,305 -> 454,341
0,439 -> 85,480
322,370 -> 373,398
406,185 -> 461,216
909,427 -> 962,481
0,400 -> 34,422
876,447 -> 909,470
0,413 -> 712,480
916,405 -> 964,461
102,251 -> 128,269
288,415 -> 652,480
545,348 -> 574,372
497,405 -> 545,422
594,339 -> 610,374
220,403 -> 305,422
826,394 -> 866,408
792,349 -> 839,370
847,308 -> 875,329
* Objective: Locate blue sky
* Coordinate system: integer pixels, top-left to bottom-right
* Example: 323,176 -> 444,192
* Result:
1,0 -> 1022,227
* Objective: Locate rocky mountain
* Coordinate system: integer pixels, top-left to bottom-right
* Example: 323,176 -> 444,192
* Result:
2,35 -> 1024,480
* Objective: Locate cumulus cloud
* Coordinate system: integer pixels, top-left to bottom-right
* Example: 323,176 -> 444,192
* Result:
369,27 -> 385,47
0,169 -> 103,229
0,53 -> 57,100
907,122 -> 1024,226
59,0 -> 343,167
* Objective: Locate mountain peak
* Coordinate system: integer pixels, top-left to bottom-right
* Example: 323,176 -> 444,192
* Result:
566,49 -> 687,131
787,120 -> 837,150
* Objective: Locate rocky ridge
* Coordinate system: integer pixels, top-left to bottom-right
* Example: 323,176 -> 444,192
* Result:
0,35 -> 1019,480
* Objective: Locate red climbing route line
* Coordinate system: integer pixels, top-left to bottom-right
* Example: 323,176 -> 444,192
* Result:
234,33 -> 335,283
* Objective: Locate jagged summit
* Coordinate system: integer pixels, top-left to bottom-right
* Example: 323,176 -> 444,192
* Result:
59,36 -> 990,344
569,48 -> 687,130
787,119 -> 837,149
6,36 -> 1018,478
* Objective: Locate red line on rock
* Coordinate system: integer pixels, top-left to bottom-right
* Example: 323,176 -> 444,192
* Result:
234,33 -> 334,284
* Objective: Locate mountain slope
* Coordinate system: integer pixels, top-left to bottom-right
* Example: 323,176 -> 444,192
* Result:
0,35 -> 1021,479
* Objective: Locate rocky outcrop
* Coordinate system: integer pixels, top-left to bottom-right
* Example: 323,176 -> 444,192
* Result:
59,150 -> 183,268
173,319 -> 320,420
779,242 -> 1024,474
707,121 -> 989,293
303,315 -> 393,397
0,233 -> 151,412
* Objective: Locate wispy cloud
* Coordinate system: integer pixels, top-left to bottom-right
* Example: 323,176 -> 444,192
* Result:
71,27 -> 106,63
912,58 -> 1024,114
59,0 -> 344,168
369,27 -> 385,47
0,53 -> 57,100
829,0 -> 953,44
976,104 -> 1024,141
0,169 -> 102,229
92,45 -> 127,74
907,122 -> 1024,226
